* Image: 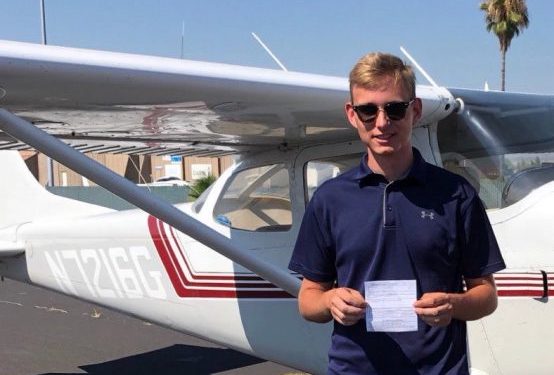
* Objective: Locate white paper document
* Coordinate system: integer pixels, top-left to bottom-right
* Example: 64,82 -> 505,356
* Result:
364,279 -> 417,332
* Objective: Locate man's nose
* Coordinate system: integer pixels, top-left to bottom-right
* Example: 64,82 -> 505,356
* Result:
374,108 -> 390,128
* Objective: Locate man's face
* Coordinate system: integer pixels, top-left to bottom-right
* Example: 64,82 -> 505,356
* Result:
345,78 -> 422,158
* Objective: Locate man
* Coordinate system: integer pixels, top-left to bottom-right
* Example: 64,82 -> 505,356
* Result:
289,53 -> 505,374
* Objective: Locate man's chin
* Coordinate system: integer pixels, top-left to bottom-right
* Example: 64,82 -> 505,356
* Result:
369,141 -> 412,156
369,145 -> 396,155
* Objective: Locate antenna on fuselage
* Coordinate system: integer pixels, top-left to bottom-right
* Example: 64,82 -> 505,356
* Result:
400,46 -> 439,88
484,80 -> 490,91
251,32 -> 288,71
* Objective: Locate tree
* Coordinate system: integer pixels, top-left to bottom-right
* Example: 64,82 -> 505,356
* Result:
188,175 -> 216,199
480,0 -> 529,91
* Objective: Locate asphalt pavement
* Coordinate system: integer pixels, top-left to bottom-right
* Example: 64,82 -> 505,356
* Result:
0,278 -> 302,375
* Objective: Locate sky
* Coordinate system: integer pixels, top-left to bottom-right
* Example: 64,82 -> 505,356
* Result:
0,0 -> 552,94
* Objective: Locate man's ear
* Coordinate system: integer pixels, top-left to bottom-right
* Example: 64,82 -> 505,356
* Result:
345,102 -> 359,129
412,98 -> 423,125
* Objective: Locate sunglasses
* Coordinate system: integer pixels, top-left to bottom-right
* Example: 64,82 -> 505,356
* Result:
352,99 -> 415,123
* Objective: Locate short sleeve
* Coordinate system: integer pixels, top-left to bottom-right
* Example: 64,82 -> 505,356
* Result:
288,197 -> 336,282
460,195 -> 506,278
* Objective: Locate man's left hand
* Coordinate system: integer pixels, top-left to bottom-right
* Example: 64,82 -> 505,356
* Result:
413,292 -> 453,327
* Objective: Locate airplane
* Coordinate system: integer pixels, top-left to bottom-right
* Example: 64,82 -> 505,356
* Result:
0,39 -> 553,375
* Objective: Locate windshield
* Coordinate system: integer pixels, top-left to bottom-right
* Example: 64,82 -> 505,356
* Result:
437,89 -> 554,209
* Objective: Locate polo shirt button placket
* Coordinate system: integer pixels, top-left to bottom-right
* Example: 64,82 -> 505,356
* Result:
383,182 -> 396,227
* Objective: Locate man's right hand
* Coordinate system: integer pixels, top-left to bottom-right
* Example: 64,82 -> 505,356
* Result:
298,279 -> 367,324
326,287 -> 367,325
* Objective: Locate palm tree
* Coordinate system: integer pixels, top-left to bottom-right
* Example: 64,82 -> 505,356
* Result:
480,0 -> 529,91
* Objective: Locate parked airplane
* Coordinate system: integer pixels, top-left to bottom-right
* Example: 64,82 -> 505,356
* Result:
0,40 -> 553,375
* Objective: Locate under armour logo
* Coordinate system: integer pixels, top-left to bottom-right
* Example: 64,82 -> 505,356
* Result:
421,210 -> 435,220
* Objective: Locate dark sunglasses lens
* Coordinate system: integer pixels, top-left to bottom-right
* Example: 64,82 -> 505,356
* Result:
356,104 -> 378,121
385,102 -> 408,120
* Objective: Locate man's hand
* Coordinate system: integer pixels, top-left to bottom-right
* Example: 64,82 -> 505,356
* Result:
413,292 -> 453,327
297,279 -> 366,325
413,275 -> 499,327
327,287 -> 367,326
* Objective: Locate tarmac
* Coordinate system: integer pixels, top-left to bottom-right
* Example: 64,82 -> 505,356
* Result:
0,278 -> 301,375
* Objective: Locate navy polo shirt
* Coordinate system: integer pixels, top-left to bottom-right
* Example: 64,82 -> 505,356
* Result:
289,148 -> 505,375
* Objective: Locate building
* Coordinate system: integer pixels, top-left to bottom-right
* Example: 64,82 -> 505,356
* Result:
18,151 -> 234,187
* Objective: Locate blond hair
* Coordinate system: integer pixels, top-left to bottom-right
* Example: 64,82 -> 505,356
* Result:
349,52 -> 416,101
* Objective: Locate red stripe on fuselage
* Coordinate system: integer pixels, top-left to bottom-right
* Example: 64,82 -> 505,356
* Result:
147,215 -> 292,298
148,215 -> 190,296
497,289 -> 554,297
165,224 -> 279,288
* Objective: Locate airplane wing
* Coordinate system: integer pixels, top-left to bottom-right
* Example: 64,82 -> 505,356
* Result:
0,40 -> 455,296
0,40 -> 455,156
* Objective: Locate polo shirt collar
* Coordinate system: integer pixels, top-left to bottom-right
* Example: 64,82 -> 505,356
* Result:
353,148 -> 427,185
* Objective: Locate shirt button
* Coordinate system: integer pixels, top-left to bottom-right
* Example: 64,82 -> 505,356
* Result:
387,206 -> 392,211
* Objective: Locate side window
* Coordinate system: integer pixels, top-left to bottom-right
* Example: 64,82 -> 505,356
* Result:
305,154 -> 361,202
213,164 -> 291,231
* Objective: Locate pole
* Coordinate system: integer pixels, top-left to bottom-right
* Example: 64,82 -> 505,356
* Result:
180,21 -> 185,59
40,0 -> 47,45
40,0 -> 55,187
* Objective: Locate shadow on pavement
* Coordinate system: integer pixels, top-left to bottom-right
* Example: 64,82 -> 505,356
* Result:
40,344 -> 264,375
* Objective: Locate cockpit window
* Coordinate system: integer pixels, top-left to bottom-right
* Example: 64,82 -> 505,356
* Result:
213,164 -> 291,231
304,154 -> 361,202
437,89 -> 554,209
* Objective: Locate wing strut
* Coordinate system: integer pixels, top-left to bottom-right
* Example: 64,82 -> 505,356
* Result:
0,109 -> 300,297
